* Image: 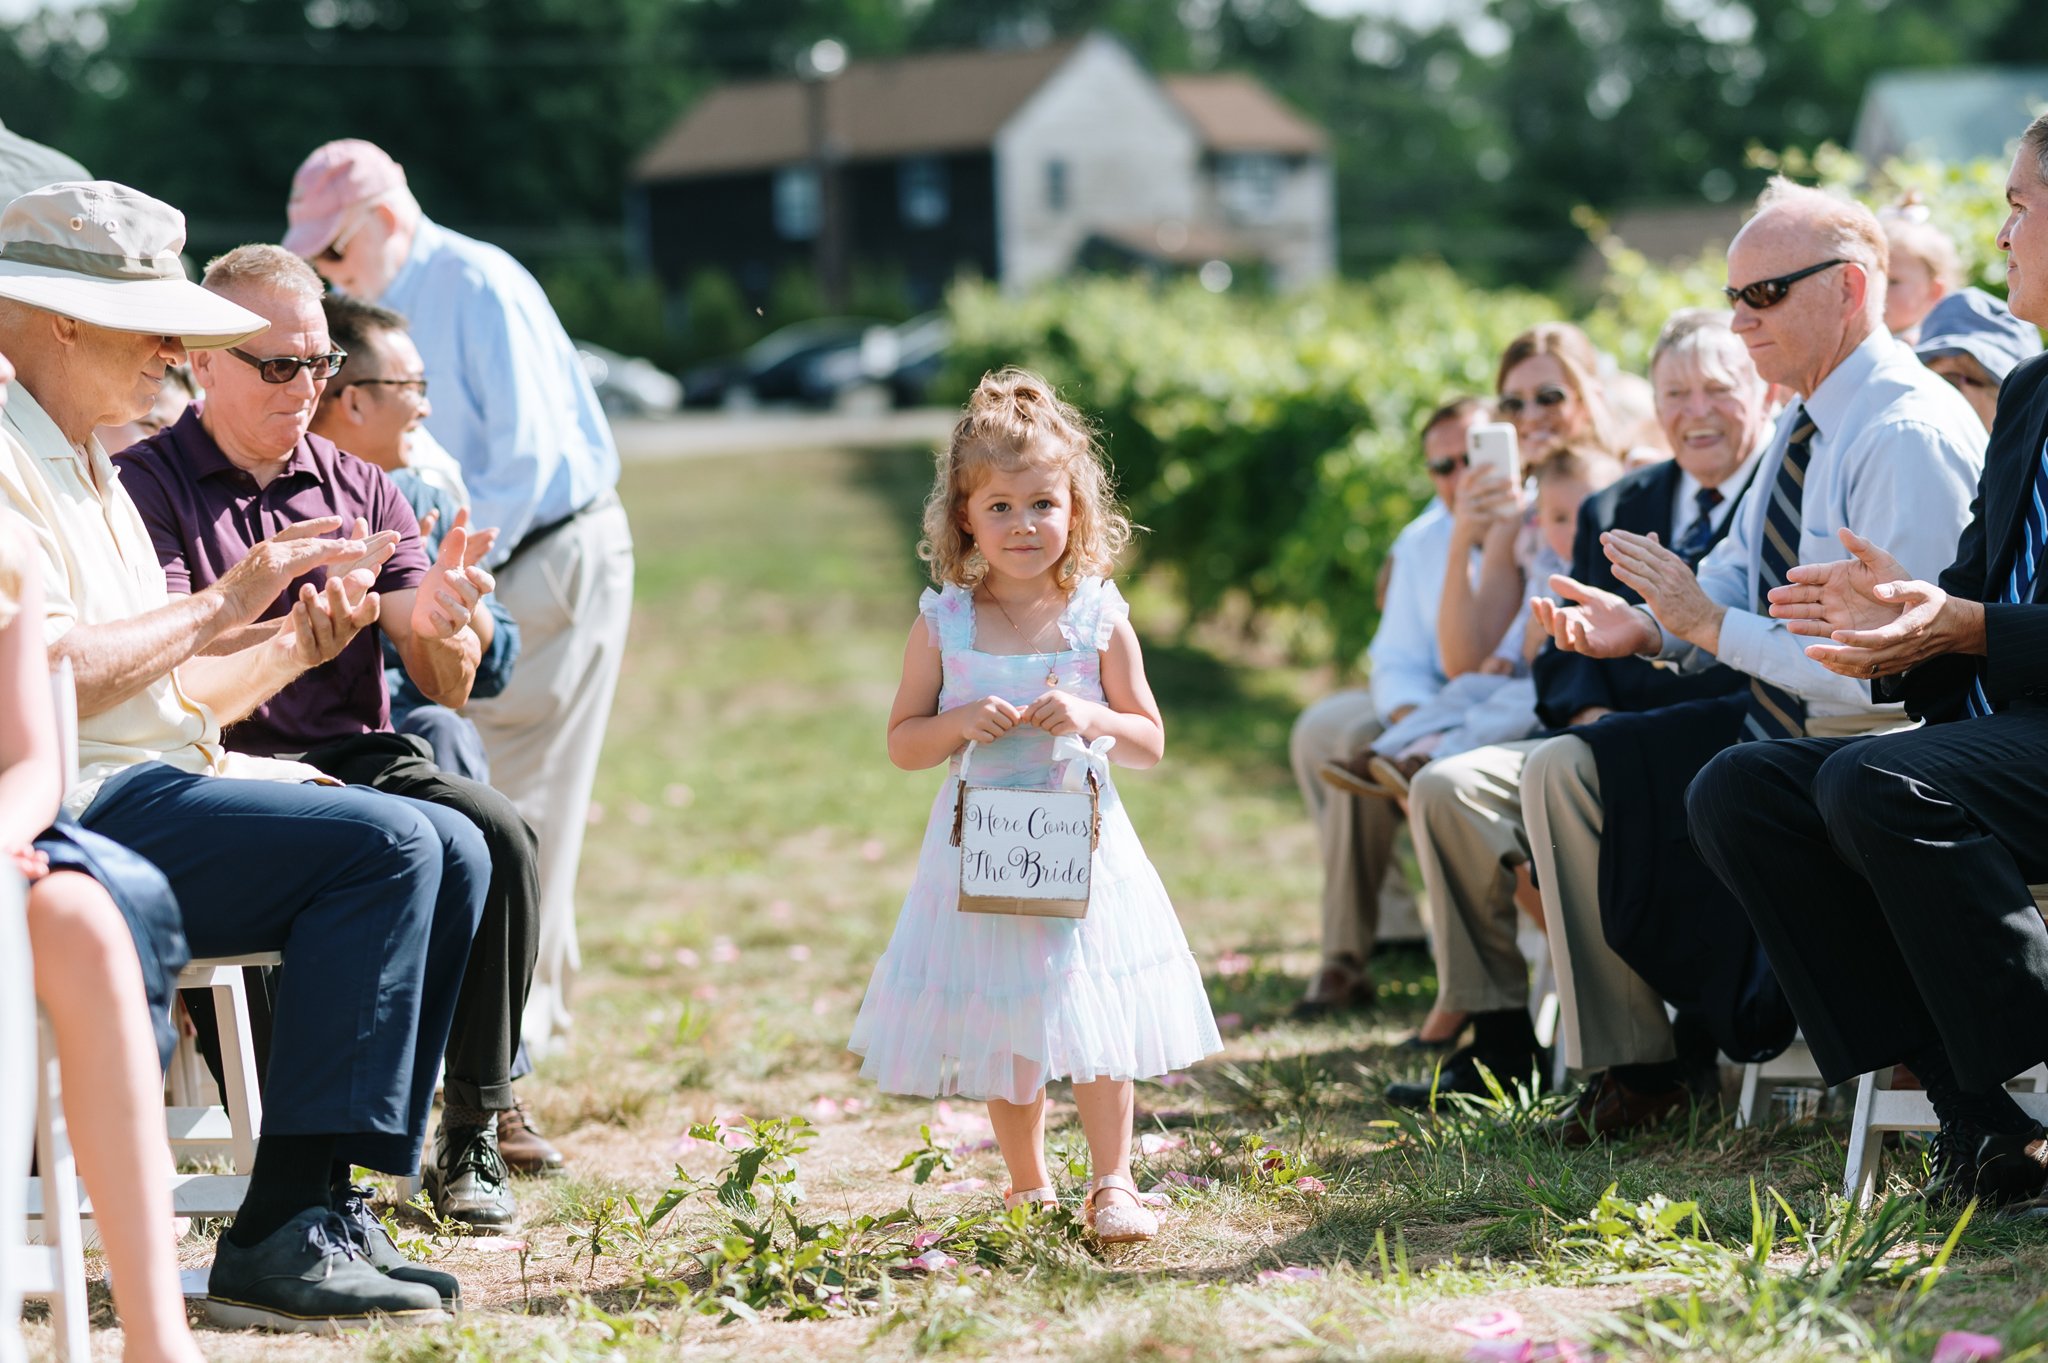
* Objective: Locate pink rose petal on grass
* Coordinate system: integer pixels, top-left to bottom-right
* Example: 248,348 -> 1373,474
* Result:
1464,1343 -> 1534,1363
910,1231 -> 943,1250
1150,1172 -> 1212,1192
1455,1309 -> 1526,1340
861,839 -> 887,863
787,944 -> 812,962
1294,1176 -> 1328,1195
1255,1266 -> 1323,1285
766,898 -> 795,924
1138,1132 -> 1185,1156
906,1249 -> 957,1272
937,1178 -> 991,1193
1216,1013 -> 1244,1032
673,947 -> 700,968
466,1235 -> 528,1253
1215,951 -> 1252,977
1934,1333 -> 2004,1363
1157,1073 -> 1190,1089
710,937 -> 740,964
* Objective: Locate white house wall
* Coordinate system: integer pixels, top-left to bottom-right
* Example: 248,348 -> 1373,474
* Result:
1190,155 -> 1336,290
993,34 -> 1201,290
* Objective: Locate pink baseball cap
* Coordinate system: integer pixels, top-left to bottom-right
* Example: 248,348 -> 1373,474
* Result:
283,139 -> 407,257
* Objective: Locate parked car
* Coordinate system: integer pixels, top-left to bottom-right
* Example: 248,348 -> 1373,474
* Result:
681,317 -> 885,408
575,341 -> 683,416
798,311 -> 953,408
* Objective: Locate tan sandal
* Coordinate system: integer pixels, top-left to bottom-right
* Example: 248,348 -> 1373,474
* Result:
1003,1185 -> 1058,1212
1084,1173 -> 1157,1244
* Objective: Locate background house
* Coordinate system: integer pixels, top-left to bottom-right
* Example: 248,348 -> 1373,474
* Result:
629,32 -> 1334,309
1853,67 -> 2048,166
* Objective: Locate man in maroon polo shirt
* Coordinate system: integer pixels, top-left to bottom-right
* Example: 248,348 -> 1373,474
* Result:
116,244 -> 541,1228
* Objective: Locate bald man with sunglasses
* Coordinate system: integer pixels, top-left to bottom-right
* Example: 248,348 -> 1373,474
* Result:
1523,178 -> 1983,1142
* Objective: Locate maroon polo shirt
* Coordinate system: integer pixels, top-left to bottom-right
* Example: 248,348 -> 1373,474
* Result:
115,406 -> 430,757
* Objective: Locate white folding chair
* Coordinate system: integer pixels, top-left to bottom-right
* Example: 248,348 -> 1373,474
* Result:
1843,1063 -> 2048,1207
1735,1035 -> 1820,1129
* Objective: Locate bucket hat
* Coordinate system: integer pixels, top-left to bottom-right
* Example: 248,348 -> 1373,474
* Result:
0,181 -> 264,348
1914,286 -> 2043,384
283,140 -> 405,258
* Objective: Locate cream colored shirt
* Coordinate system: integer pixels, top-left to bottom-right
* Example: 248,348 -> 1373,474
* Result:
0,384 -> 326,814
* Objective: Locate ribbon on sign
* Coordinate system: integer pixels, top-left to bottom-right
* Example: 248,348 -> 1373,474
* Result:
1052,734 -> 1115,792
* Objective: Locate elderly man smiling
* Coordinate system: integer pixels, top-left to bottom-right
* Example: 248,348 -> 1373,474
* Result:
0,181 -> 481,1331
115,243 -> 545,1229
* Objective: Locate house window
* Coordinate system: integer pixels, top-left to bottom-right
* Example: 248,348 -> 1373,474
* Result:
1216,153 -> 1285,224
1045,158 -> 1068,213
773,166 -> 820,240
898,156 -> 949,228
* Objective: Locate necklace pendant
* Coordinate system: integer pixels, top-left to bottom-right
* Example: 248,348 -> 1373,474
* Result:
1045,669 -> 1060,688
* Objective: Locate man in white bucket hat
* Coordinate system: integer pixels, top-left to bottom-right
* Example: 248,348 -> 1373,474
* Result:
0,181 -> 487,1332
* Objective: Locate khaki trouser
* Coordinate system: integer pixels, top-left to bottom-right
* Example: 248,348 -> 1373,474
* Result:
1408,740 -> 1543,1013
1524,711 -> 1916,1071
465,493 -> 636,1056
1288,691 -> 1414,964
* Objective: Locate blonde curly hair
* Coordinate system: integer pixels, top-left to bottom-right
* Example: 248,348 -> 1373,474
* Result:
919,368 -> 1132,589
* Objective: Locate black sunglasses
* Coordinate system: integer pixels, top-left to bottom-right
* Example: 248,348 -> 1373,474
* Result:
341,376 -> 429,398
1497,385 -> 1569,417
227,347 -> 347,384
1426,452 -> 1468,477
1723,258 -> 1848,311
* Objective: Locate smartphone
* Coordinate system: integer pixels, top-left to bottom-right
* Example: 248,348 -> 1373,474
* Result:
1466,421 -> 1520,487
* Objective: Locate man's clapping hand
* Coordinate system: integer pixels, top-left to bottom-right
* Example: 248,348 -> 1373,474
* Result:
410,521 -> 496,641
276,570 -> 379,669
1767,528 -> 1981,679
1531,574 -> 1660,658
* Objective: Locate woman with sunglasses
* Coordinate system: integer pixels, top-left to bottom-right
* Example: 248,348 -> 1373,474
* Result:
1495,323 -> 1621,471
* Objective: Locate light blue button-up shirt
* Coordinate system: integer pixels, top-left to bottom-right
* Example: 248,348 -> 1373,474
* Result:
376,217 -> 619,567
1656,329 -> 1986,718
1369,501 -> 1457,717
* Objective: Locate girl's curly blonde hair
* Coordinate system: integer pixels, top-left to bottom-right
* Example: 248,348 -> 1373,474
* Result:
919,368 -> 1132,589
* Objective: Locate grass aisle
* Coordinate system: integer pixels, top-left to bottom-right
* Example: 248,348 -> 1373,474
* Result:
122,443 -> 2048,1362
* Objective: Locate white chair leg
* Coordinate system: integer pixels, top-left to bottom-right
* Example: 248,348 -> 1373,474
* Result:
210,969 -> 262,1174
1843,1069 -> 1888,1209
1,874 -> 33,1363
1736,1062 -> 1762,1131
33,1017 -> 88,1363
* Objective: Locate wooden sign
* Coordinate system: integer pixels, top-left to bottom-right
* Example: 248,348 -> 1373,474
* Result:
949,742 -> 1099,919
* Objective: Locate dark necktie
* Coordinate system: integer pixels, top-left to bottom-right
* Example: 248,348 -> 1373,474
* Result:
1742,409 -> 1815,742
1673,485 -> 1724,566
1967,434 -> 2048,717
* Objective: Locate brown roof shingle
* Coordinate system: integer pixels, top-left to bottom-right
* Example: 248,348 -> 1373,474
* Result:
1162,73 -> 1326,155
633,42 -> 1081,181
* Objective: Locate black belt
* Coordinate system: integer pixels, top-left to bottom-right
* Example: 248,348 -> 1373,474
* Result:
499,490 -> 615,570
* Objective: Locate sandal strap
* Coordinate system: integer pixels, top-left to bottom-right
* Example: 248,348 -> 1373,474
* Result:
1004,1185 -> 1057,1208
1088,1173 -> 1140,1200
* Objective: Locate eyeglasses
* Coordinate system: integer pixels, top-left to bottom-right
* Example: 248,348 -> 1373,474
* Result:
226,347 -> 347,384
1496,385 -> 1570,417
1723,259 -> 1848,311
342,376 -> 429,398
1425,453 -> 1467,477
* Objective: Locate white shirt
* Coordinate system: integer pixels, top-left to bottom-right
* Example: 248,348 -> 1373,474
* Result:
1657,331 -> 1986,717
1369,502 -> 1462,717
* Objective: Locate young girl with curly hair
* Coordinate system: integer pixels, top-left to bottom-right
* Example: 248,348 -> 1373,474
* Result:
848,369 -> 1219,1245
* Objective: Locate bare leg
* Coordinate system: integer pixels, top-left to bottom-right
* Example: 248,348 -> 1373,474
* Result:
1417,1005 -> 1469,1043
29,872 -> 203,1363
985,1090 -> 1050,1195
1513,863 -> 1545,931
1070,1078 -> 1138,1211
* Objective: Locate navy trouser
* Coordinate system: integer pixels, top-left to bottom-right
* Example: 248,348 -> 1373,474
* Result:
1688,713 -> 2048,1093
80,763 -> 488,1174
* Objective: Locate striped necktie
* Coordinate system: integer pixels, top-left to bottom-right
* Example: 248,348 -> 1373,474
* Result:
1967,434 -> 2048,717
1742,408 -> 1816,742
1673,485 -> 1724,565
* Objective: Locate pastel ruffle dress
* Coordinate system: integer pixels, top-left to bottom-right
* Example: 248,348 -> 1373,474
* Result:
848,577 -> 1222,1104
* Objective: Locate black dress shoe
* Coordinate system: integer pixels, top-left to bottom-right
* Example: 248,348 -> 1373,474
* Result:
1291,956 -> 1376,1020
1385,1043 -> 1545,1110
332,1183 -> 462,1311
1975,1125 -> 2048,1206
426,1120 -> 520,1228
1916,1122 -> 1985,1209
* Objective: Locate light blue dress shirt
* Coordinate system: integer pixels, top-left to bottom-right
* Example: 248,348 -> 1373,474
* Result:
1368,501 -> 1458,718
376,217 -> 619,567
1656,330 -> 1986,718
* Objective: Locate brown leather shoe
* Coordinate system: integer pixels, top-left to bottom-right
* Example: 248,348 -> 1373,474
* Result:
496,1096 -> 566,1177
1290,956 -> 1376,1019
1318,752 -> 1397,800
1543,1070 -> 1694,1146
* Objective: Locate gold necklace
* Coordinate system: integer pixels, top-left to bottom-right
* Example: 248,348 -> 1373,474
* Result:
984,589 -> 1065,688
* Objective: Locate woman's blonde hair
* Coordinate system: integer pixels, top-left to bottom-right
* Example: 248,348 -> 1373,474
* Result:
1495,322 -> 1621,459
920,368 -> 1132,589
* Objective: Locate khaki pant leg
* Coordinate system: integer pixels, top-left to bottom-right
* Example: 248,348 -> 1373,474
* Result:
1522,733 -> 1674,1070
1288,692 -> 1399,964
1409,740 -> 1541,1013
465,499 -> 636,1056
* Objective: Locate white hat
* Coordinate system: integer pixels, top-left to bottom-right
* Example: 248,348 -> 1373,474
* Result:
0,181 -> 265,349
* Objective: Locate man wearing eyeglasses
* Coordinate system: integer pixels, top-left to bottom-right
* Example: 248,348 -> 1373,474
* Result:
285,139 -> 631,1056
116,245 -> 547,1229
1528,178 -> 1984,1142
1692,117 -> 2048,1213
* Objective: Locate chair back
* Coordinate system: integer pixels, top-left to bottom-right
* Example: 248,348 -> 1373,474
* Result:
48,659 -> 75,799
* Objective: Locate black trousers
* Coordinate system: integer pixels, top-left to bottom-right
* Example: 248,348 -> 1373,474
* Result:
303,731 -> 540,1110
1687,711 -> 2048,1092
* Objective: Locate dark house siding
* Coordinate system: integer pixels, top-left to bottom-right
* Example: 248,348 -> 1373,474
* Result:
638,151 -> 1000,311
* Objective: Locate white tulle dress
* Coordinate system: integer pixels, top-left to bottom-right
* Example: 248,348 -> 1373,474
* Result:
848,577 -> 1222,1105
